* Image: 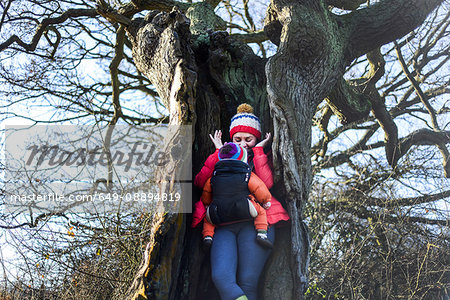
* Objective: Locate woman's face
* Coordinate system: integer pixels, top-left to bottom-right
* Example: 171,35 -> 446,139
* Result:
232,132 -> 258,149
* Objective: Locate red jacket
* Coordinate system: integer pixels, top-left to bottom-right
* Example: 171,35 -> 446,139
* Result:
192,147 -> 290,227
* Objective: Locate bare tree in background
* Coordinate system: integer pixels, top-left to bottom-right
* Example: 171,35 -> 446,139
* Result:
0,0 -> 448,299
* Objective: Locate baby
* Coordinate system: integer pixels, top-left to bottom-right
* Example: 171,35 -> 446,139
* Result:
201,142 -> 273,250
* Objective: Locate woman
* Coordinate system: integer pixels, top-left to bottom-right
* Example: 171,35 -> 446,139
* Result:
193,104 -> 289,300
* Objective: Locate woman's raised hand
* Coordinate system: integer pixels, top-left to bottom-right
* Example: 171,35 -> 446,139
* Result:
255,132 -> 272,148
209,130 -> 223,149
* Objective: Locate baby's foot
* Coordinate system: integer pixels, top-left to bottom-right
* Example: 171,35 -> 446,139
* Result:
256,230 -> 273,249
202,236 -> 213,251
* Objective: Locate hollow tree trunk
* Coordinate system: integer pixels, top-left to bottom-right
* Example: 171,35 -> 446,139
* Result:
124,7 -> 294,300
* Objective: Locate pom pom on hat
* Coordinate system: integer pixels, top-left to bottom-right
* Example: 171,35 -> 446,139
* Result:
237,103 -> 254,114
218,143 -> 248,163
229,103 -> 261,139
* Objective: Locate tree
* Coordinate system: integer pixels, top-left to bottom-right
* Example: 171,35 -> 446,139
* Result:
0,0 -> 448,299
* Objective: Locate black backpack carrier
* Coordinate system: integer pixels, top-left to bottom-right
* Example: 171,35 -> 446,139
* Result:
206,160 -> 255,225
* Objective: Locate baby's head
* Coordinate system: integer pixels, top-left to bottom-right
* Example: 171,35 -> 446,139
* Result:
218,142 -> 248,163
229,104 -> 261,149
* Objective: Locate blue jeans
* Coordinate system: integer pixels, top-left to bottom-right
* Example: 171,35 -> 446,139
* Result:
210,221 -> 275,300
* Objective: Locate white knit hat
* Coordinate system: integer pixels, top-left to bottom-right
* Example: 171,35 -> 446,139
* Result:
229,104 -> 261,139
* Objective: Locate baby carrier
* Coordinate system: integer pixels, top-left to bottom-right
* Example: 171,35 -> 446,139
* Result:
206,159 -> 258,225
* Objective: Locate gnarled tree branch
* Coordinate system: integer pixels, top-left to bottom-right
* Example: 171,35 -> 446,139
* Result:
317,129 -> 450,172
345,0 -> 443,63
0,8 -> 98,52
364,49 -> 401,167
232,30 -> 268,44
399,129 -> 450,177
326,0 -> 365,10
118,0 -> 191,17
325,77 -> 372,124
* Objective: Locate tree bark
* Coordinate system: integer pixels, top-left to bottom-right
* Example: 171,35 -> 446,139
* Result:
265,1 -> 345,297
125,9 -> 197,299
125,7 -> 292,300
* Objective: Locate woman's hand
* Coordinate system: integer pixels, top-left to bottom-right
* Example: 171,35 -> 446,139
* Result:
255,132 -> 272,148
209,130 -> 223,149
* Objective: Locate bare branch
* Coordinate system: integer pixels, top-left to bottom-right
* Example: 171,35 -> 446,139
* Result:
360,209 -> 448,226
317,127 -> 378,170
365,49 -> 401,167
395,41 -> 440,130
325,49 -> 385,125
392,86 -> 450,115
0,212 -> 104,231
316,105 -> 333,157
231,30 -> 268,44
97,1 -> 132,26
0,8 -> 98,53
399,129 -> 450,159
365,190 -> 450,208
325,78 -> 371,124
43,25 -> 61,58
317,129 -> 450,171
242,0 -> 256,31
0,0 -> 13,33
345,0 -> 443,62
369,88 -> 400,167
109,25 -> 126,123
